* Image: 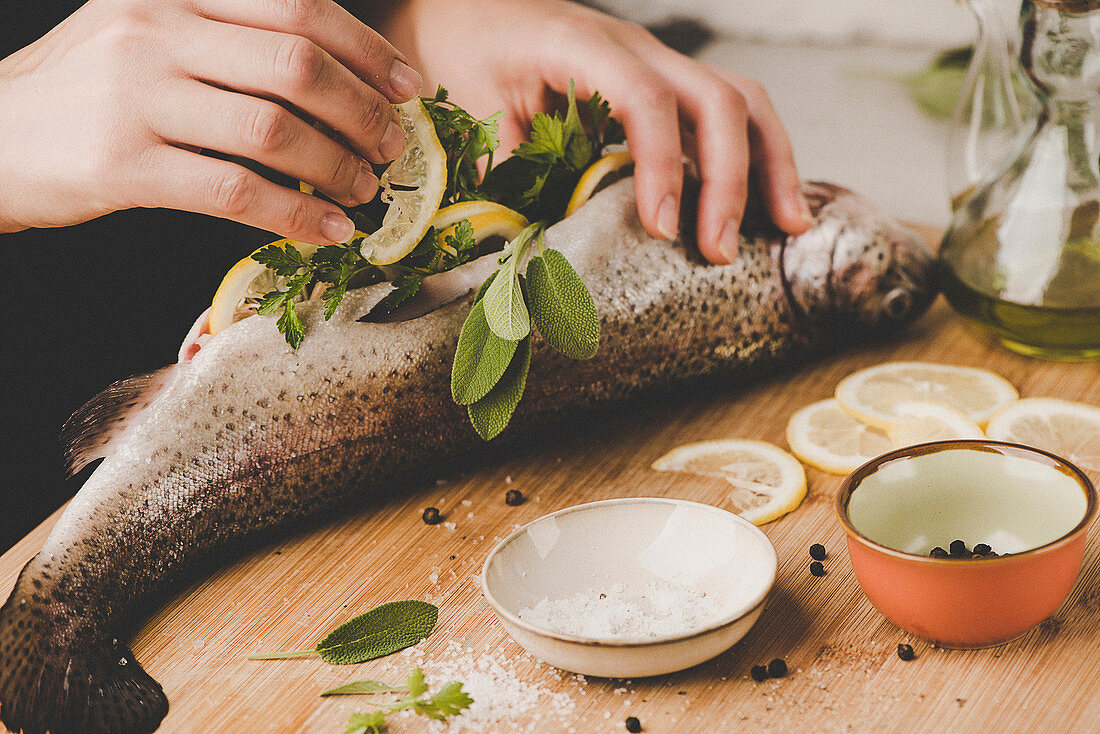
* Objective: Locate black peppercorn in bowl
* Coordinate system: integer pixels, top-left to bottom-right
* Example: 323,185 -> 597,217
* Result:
836,440 -> 1095,649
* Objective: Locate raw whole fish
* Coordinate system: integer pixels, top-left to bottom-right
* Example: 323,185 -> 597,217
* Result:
0,179 -> 935,734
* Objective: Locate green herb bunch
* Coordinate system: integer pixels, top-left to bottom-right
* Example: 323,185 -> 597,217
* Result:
250,82 -> 623,439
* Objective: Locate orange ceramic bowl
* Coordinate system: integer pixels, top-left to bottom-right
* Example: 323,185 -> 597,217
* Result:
836,440 -> 1095,649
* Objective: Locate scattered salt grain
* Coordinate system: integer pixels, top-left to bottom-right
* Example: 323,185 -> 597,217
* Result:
380,642 -> 576,731
443,521 -> 457,531
518,581 -> 722,639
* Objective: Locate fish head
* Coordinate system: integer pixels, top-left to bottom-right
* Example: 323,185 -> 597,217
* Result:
780,181 -> 937,336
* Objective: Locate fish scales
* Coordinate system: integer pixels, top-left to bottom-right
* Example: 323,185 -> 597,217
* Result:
0,179 -> 934,734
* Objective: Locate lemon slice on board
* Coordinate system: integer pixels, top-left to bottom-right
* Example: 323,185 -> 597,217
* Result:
786,398 -> 893,475
885,401 -> 986,448
986,398 -> 1100,473
565,150 -> 634,217
209,239 -> 319,335
359,99 -> 448,265
834,362 -> 1018,430
651,439 -> 807,525
430,201 -> 529,255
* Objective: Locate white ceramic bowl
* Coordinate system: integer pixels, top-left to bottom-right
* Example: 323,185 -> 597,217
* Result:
480,497 -> 777,677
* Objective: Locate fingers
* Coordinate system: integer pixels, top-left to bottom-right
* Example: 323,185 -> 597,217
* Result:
708,66 -> 814,238
150,80 -> 378,206
142,145 -> 356,245
194,0 -> 421,102
537,18 -> 685,243
567,16 -> 809,261
178,19 -> 403,164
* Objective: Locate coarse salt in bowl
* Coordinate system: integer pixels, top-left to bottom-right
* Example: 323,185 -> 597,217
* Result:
480,497 -> 777,677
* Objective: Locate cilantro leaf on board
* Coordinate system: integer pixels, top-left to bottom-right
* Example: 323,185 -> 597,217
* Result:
334,668 -> 473,732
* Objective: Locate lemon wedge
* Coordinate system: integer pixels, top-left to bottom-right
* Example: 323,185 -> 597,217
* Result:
885,401 -> 985,448
359,98 -> 448,265
430,201 -> 529,255
651,439 -> 807,525
986,397 -> 1100,473
565,150 -> 633,217
209,239 -> 318,335
786,398 -> 892,475
834,362 -> 1018,430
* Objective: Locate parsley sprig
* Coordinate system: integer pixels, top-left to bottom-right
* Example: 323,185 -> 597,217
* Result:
338,668 -> 473,734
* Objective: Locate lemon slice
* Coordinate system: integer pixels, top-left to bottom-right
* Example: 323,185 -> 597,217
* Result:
886,401 -> 985,448
359,99 -> 447,265
651,439 -> 807,524
786,398 -> 892,475
835,362 -> 1018,430
565,150 -> 634,217
209,239 -> 318,335
986,397 -> 1100,472
430,201 -> 529,255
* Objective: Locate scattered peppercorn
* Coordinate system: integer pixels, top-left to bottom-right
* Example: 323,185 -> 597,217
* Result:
750,664 -> 768,682
422,507 -> 442,525
929,546 -> 948,558
973,543 -> 992,556
505,489 -> 525,506
949,539 -> 968,557
767,658 -> 788,678
625,716 -> 643,733
809,543 -> 826,561
810,561 -> 826,577
449,554 -> 456,560
897,643 -> 915,661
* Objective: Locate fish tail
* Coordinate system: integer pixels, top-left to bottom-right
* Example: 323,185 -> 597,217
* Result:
0,559 -> 168,734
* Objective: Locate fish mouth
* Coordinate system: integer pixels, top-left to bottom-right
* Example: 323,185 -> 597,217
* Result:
779,181 -> 938,338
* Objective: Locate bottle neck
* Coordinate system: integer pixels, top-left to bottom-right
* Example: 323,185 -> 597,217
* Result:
1020,0 -> 1100,101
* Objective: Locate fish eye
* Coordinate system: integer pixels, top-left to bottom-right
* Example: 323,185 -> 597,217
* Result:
883,288 -> 913,321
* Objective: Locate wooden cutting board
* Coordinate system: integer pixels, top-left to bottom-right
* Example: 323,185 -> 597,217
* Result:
2,227 -> 1099,733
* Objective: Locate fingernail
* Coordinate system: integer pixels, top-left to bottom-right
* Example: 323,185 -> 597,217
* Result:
389,59 -> 422,99
717,219 -> 740,264
351,160 -> 379,203
656,194 -> 678,240
321,212 -> 355,243
379,121 -> 406,162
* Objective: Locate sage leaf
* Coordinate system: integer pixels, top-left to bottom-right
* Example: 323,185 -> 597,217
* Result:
474,270 -> 498,303
247,600 -> 437,664
321,680 -> 408,697
316,600 -> 437,665
451,299 -> 520,405
526,249 -> 599,359
482,261 -> 530,341
468,335 -> 532,440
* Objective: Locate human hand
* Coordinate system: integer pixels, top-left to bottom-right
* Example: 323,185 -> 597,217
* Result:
376,0 -> 812,264
0,0 -> 422,243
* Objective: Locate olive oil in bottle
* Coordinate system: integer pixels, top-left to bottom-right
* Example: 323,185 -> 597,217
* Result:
940,0 -> 1100,360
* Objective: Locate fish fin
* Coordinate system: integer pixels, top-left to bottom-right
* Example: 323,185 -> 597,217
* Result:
0,562 -> 168,734
60,366 -> 175,477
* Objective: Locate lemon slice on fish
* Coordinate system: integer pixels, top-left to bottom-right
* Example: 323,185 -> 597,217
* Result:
565,150 -> 634,217
786,398 -> 892,475
885,401 -> 985,448
834,362 -> 1018,430
359,98 -> 448,265
651,439 -> 807,525
986,398 -> 1100,472
209,239 -> 319,335
430,201 -> 529,254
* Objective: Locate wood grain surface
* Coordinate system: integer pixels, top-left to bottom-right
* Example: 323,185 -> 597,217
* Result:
2,227 -> 1099,733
